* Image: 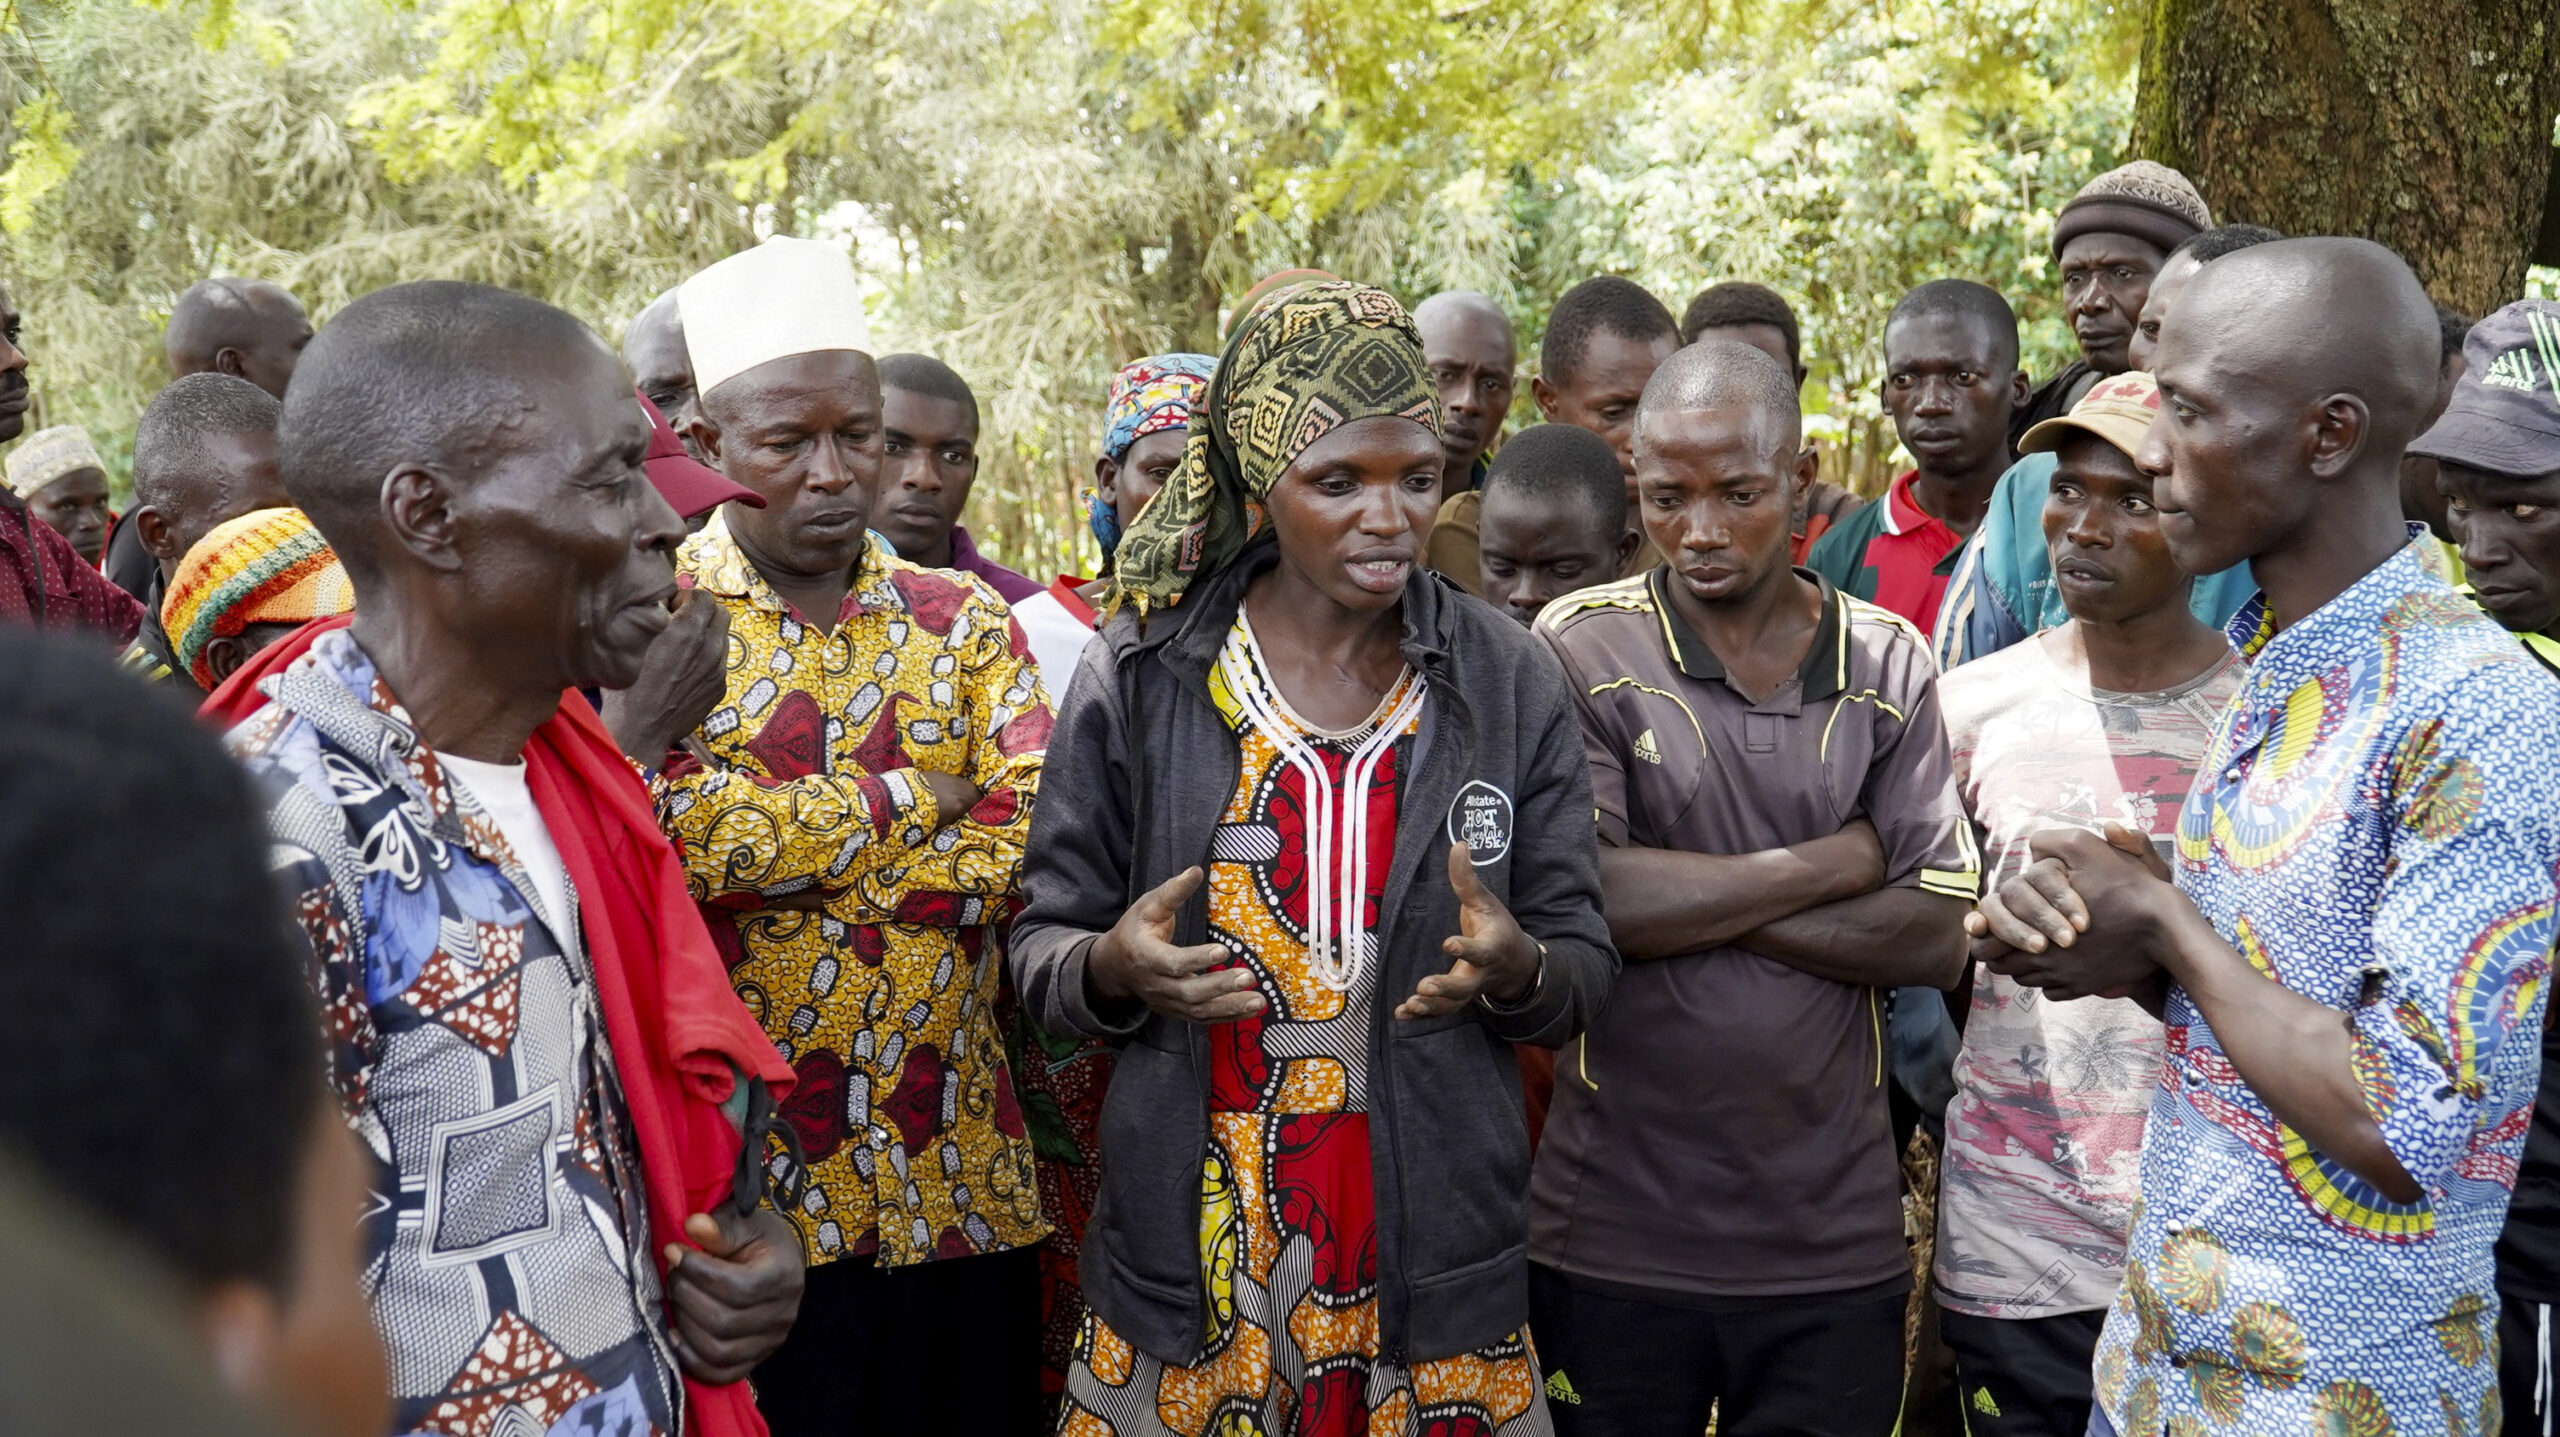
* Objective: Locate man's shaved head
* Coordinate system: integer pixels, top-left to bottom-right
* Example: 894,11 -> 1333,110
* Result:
1414,290 -> 1518,486
2172,238 -> 2440,439
165,279 -> 311,399
1637,339 -> 1803,459
132,374 -> 280,511
1414,290 -> 1510,333
130,374 -> 289,579
284,280 -> 680,699
1633,339 -> 1819,608
279,281 -> 614,577
2139,238 -> 2441,584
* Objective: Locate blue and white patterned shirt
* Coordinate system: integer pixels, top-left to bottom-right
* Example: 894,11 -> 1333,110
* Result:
228,630 -> 679,1437
2093,534 -> 2560,1436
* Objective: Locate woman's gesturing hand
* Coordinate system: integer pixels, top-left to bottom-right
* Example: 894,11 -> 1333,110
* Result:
1397,844 -> 1542,1020
1087,867 -> 1266,1022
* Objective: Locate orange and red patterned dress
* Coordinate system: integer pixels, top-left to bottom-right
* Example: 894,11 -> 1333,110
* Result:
1057,613 -> 1550,1437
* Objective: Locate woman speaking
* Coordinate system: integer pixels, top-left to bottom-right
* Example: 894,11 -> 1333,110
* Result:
1012,280 -> 1616,1437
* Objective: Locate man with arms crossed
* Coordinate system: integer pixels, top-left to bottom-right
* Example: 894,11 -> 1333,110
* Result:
662,238 -> 1053,1434
1528,340 -> 1977,1436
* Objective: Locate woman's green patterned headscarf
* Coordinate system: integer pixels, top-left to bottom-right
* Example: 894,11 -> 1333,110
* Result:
1107,281 -> 1441,616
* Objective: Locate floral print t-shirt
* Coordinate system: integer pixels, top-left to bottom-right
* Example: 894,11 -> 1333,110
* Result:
1934,633 -> 2241,1320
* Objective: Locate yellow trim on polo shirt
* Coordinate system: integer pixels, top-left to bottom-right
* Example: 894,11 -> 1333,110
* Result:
1842,591 -> 1931,659
1918,822 -> 1985,900
1653,584 -> 1685,666
1587,675 -> 1708,759
1816,687 -> 1911,763
1537,572 -> 1654,631
1833,590 -> 1856,691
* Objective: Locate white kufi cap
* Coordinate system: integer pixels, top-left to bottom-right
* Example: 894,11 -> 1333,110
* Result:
5,426 -> 104,500
678,236 -> 874,400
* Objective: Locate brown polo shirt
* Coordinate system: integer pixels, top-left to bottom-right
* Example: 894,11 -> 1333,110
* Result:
1527,566 -> 1979,1304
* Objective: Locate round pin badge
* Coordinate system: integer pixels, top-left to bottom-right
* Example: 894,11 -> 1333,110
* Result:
1447,780 -> 1515,866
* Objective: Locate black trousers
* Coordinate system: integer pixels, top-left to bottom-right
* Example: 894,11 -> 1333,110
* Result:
1938,1307 -> 2106,1437
751,1245 -> 1041,1437
2503,1287 -> 2558,1437
1528,1262 -> 1906,1437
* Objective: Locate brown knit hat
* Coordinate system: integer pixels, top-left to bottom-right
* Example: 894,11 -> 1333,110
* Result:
2051,160 -> 2213,259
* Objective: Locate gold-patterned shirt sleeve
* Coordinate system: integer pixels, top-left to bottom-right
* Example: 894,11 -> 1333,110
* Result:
652,762 -> 942,903
858,608 -> 1049,904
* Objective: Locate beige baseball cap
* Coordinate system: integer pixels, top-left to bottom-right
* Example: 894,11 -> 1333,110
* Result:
2018,370 -> 2162,461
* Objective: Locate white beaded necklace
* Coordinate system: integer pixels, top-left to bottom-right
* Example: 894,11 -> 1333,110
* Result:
1220,612 -> 1426,993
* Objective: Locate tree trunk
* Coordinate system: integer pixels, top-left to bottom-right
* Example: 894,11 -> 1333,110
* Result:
2131,0 -> 2560,316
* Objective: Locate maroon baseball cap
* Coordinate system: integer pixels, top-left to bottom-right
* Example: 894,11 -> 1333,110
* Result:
638,391 -> 763,519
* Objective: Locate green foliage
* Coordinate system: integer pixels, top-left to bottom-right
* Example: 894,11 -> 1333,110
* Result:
1537,0 -> 2142,490
0,91 -> 74,234
0,0 -> 2139,550
0,0 -> 766,494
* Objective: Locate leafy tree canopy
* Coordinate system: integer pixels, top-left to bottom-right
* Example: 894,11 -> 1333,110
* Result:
0,0 -> 2141,570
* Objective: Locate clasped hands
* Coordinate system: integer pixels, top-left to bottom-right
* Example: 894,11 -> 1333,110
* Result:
1968,822 -> 2189,1000
1089,844 -> 1543,1023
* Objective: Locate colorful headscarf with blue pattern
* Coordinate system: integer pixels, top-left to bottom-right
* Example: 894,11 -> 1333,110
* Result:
1091,353 -> 1216,557
1103,353 -> 1216,462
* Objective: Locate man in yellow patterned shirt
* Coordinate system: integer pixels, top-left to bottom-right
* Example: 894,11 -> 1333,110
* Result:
648,236 -> 1053,1436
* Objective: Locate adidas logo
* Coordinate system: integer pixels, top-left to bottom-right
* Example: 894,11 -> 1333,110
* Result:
2526,308 -> 2560,399
2485,344 -> 2543,393
1631,729 -> 1663,765
1545,1370 -> 1583,1406
1972,1386 -> 2004,1419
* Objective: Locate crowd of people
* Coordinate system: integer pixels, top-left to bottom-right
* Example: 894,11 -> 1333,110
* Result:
1,153 -> 2558,1437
